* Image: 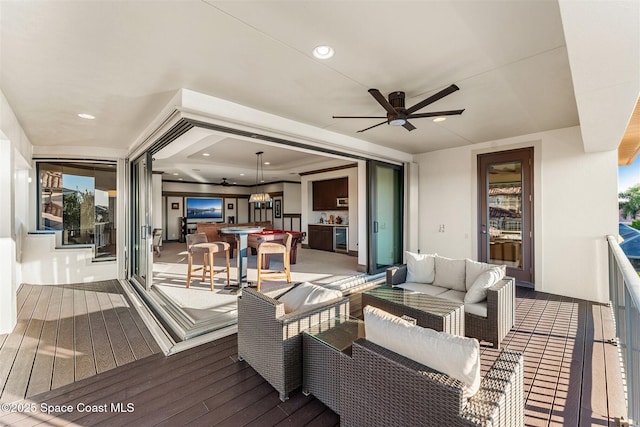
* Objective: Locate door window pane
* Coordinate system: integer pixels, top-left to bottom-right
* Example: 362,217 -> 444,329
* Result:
488,162 -> 522,267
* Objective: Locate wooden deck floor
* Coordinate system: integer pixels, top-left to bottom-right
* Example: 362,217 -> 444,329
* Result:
0,286 -> 626,426
0,281 -> 161,403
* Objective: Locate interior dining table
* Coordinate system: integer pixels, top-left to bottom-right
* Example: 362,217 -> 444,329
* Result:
219,226 -> 264,290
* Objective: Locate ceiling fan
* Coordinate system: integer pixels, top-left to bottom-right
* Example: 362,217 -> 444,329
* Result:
217,177 -> 232,186
333,84 -> 464,132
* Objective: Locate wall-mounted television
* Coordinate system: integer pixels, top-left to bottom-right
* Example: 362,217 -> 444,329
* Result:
186,197 -> 223,219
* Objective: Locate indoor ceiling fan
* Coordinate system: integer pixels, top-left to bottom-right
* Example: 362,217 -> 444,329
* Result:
217,177 -> 232,186
333,84 -> 464,132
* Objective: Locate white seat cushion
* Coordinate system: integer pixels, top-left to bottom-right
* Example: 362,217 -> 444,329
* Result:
405,251 -> 436,284
465,259 -> 506,291
465,302 -> 488,318
364,305 -> 481,398
397,282 -> 448,297
437,289 -> 488,317
278,282 -> 341,314
464,267 -> 505,304
433,256 -> 466,292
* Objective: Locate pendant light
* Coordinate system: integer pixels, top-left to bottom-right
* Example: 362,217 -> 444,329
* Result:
249,151 -> 271,203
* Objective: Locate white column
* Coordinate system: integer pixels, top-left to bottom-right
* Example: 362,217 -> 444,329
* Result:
0,139 -> 17,333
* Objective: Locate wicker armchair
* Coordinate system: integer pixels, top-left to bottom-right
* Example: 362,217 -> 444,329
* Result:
387,265 -> 515,348
342,339 -> 524,427
237,287 -> 349,401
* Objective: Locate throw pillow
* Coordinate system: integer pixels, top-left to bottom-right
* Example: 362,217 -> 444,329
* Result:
465,259 -> 506,291
432,255 -> 466,292
277,282 -> 316,313
278,282 -> 343,314
405,251 -> 436,284
464,266 -> 506,304
364,306 -> 481,398
297,286 -> 343,312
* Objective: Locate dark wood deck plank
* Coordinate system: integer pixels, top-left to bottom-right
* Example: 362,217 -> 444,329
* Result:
72,285 -> 97,381
72,341 -> 240,425
0,284 -> 628,427
94,285 -> 135,367
0,286 -> 51,402
105,280 -> 162,354
51,284 -> 76,390
0,282 -> 162,407
25,285 -> 63,397
0,286 -> 44,403
85,289 -> 118,374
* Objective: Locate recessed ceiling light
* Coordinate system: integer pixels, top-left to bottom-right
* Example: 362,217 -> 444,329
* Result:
78,113 -> 95,120
264,161 -> 271,165
240,173 -> 245,176
202,153 -> 210,156
178,178 -> 183,181
433,117 -> 447,123
233,182 -> 237,184
172,172 -> 179,176
313,45 -> 334,59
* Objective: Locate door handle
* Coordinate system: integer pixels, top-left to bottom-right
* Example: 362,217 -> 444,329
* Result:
141,226 -> 148,239
373,221 -> 379,233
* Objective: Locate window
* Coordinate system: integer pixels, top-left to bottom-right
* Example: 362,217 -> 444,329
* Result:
38,162 -> 117,259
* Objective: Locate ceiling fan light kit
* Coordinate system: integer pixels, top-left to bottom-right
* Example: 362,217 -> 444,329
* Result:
333,83 -> 465,132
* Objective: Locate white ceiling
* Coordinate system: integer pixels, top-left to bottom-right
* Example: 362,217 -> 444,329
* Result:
0,1 -> 636,181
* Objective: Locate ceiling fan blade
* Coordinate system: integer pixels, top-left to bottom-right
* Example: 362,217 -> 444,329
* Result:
332,115 -> 387,119
403,121 -> 416,131
407,109 -> 465,119
368,89 -> 397,115
357,120 -> 388,133
406,84 -> 460,114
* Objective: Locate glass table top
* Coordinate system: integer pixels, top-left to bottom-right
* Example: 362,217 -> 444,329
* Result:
304,315 -> 364,354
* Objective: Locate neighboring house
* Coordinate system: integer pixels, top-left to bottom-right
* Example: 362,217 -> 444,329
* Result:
619,223 -> 640,269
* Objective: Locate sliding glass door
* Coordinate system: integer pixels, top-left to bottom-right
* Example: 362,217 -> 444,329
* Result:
131,152 -> 153,290
367,160 -> 403,274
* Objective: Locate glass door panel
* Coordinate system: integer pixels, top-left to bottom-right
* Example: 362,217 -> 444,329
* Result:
478,148 -> 533,283
131,153 -> 152,289
368,161 -> 403,274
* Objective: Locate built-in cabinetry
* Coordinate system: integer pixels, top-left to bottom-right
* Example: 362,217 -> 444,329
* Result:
308,224 -> 334,251
312,177 -> 348,211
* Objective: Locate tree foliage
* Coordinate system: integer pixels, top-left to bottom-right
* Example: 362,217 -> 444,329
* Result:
619,184 -> 640,220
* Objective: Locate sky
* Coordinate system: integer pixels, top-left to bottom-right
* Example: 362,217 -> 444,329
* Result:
618,155 -> 640,193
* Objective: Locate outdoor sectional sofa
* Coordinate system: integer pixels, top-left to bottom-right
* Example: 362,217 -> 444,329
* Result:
386,253 -> 516,348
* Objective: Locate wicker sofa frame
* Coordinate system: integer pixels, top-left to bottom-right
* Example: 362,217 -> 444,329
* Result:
237,286 -> 349,401
386,264 -> 515,348
342,339 -> 524,427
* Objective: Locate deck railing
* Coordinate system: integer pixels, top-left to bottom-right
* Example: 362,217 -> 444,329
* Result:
608,235 -> 640,426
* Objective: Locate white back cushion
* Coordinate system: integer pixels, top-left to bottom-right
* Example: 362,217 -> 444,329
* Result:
278,282 -> 341,314
364,306 -> 481,397
405,251 -> 436,284
464,267 -> 505,303
465,259 -> 506,290
433,255 -> 466,292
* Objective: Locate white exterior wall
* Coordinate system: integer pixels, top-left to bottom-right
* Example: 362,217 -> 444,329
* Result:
0,89 -> 32,333
415,126 -> 617,303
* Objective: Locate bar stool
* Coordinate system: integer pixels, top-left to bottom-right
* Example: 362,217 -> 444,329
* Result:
256,232 -> 292,292
186,232 -> 231,290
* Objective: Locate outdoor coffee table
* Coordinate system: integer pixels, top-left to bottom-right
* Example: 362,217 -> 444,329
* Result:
302,315 -> 364,415
362,285 -> 465,336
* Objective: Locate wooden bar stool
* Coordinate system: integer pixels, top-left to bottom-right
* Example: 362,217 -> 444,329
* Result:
186,232 -> 231,290
256,232 -> 292,292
